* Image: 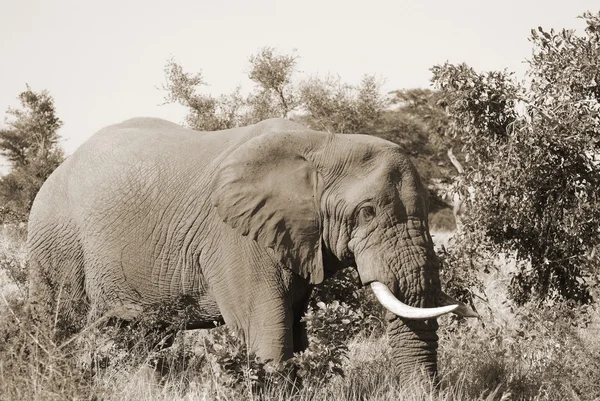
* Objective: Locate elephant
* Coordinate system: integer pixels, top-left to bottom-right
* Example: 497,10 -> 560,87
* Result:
27,117 -> 476,384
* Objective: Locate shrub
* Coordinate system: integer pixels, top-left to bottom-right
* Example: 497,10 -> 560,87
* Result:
294,301 -> 362,383
202,326 -> 273,391
312,268 -> 387,337
430,12 -> 600,305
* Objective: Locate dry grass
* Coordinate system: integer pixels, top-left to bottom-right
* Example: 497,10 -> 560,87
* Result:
1,228 -> 599,400
436,237 -> 600,401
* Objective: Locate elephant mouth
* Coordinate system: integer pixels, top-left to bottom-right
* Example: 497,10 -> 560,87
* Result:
369,281 -> 479,320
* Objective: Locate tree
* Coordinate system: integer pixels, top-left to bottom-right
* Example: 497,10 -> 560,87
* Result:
248,47 -> 298,118
162,48 -> 299,131
162,49 -> 387,135
162,60 -> 246,130
383,88 -> 465,180
431,11 -> 600,304
299,74 -> 386,134
0,86 -> 64,215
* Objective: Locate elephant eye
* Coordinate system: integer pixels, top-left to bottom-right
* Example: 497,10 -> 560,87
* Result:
358,205 -> 376,224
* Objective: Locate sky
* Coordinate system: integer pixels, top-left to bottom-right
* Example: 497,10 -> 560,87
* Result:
1,0 -> 598,158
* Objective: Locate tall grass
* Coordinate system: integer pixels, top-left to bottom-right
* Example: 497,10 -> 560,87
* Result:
1,228 -> 599,400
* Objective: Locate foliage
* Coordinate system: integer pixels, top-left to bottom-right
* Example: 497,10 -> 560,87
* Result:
162,48 -> 298,131
431,11 -> 600,304
201,326 -> 275,391
387,89 -> 450,147
299,74 -> 387,134
438,238 -> 487,308
162,60 -> 247,130
162,48 -> 387,135
294,300 -> 363,383
0,87 -> 62,166
0,151 -> 64,215
0,86 -> 64,215
312,268 -> 386,335
0,227 -> 28,288
248,47 -> 299,118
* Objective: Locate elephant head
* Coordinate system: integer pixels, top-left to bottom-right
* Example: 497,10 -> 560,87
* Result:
211,127 -> 476,383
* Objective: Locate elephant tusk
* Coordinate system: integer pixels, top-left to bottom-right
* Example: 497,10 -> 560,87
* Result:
438,291 -> 479,318
370,282 -> 458,320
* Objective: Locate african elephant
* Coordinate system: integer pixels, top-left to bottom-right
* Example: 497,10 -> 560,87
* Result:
27,117 -> 475,384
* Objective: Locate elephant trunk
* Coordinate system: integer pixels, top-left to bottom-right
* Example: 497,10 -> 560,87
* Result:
355,219 -> 475,384
373,226 -> 445,385
372,280 -> 477,384
387,317 -> 439,384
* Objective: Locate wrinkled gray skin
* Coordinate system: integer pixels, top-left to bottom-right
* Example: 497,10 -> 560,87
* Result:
28,117 -> 454,383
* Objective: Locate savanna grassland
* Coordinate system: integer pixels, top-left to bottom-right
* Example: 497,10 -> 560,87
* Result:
1,225 -> 599,401
1,10 -> 600,401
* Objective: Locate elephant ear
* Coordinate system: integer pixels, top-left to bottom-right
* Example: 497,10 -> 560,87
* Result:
211,131 -> 325,284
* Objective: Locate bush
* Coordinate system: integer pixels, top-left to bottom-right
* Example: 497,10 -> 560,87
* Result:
294,301 -> 362,383
431,11 -> 600,304
312,269 -> 387,337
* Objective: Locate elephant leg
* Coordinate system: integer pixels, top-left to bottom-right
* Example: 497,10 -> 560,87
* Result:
81,245 -> 143,320
248,287 -> 313,360
202,240 -> 310,362
210,281 -> 294,361
28,224 -> 89,339
246,298 -> 295,362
